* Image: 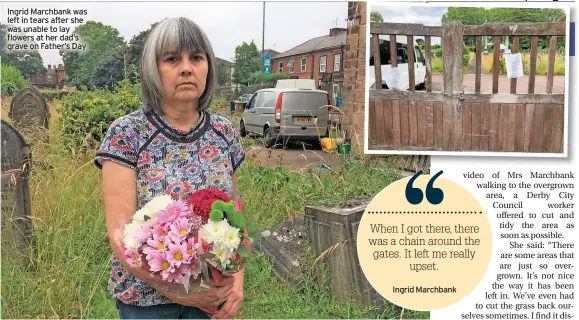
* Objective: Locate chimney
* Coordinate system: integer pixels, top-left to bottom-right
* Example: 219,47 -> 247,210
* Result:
329,28 -> 346,37
58,64 -> 63,69
47,65 -> 51,70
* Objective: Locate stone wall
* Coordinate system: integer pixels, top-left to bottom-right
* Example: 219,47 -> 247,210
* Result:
342,2 -> 367,153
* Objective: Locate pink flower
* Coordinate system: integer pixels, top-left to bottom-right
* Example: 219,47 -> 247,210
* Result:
186,237 -> 199,258
135,218 -> 156,243
167,241 -> 191,268
147,252 -> 175,281
157,200 -> 189,224
151,222 -> 171,239
165,266 -> 187,284
143,235 -> 170,256
189,214 -> 204,231
187,257 -> 202,280
125,248 -> 143,268
169,217 -> 191,241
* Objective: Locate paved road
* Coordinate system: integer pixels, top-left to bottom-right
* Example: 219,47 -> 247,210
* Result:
431,74 -> 565,94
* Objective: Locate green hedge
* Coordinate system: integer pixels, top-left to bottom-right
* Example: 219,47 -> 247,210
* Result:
1,64 -> 26,96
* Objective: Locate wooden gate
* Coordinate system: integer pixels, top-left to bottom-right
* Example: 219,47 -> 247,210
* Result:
368,20 -> 566,153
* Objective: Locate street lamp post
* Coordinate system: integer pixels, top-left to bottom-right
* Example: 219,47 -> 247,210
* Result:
261,1 -> 265,86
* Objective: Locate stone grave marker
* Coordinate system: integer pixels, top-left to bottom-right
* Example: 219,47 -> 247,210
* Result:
9,86 -> 50,130
1,120 -> 35,265
254,215 -> 307,291
305,201 -> 389,314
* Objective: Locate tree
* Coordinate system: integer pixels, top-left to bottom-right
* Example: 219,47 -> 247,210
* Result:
486,8 -> 565,52
371,12 -> 384,23
93,46 -> 128,90
59,21 -> 126,88
126,22 -> 160,83
232,41 -> 261,85
442,7 -> 487,25
442,8 -> 566,53
1,24 -> 45,80
442,8 -> 487,48
1,64 -> 27,95
248,71 -> 288,85
216,63 -> 230,85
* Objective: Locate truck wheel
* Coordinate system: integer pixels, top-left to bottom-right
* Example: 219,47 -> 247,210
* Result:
264,127 -> 275,148
240,120 -> 247,137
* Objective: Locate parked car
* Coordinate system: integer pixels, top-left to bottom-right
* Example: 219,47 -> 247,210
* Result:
240,88 -> 331,148
238,94 -> 253,102
369,35 -> 426,90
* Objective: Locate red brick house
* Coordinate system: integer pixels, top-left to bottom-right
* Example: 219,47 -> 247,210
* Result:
30,64 -> 66,89
270,28 -> 346,104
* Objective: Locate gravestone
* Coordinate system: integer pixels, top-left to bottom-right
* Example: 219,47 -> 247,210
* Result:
305,201 -> 388,313
254,215 -> 307,291
9,86 -> 50,130
1,120 -> 35,265
404,155 -> 431,174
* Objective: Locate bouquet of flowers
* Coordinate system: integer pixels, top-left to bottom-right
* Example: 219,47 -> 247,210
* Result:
119,189 -> 251,295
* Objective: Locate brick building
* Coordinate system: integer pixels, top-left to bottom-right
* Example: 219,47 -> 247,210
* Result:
30,64 -> 66,89
341,2 -> 366,152
270,28 -> 346,104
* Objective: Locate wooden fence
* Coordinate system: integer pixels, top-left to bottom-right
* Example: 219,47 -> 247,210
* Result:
368,20 -> 566,153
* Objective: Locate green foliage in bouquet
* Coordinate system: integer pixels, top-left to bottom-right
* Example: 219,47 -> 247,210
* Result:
210,200 -> 247,234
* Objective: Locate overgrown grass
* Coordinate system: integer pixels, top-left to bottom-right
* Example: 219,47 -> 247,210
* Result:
239,156 -> 403,232
482,53 -> 565,75
1,99 -> 428,319
432,56 -> 443,74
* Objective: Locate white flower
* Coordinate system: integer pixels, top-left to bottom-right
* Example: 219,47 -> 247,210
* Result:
219,225 -> 241,251
123,222 -> 142,250
144,195 -> 173,215
133,206 -> 155,225
199,220 -> 228,244
211,245 -> 233,265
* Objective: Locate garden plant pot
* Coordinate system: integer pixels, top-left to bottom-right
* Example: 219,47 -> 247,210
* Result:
321,138 -> 337,152
338,143 -> 351,154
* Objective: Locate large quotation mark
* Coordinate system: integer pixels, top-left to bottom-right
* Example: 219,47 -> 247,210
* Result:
405,170 -> 445,205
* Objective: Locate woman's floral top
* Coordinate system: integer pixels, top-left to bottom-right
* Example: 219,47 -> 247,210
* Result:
94,108 -> 245,306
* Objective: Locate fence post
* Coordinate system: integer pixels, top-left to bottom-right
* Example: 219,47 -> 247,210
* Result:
441,21 -> 464,151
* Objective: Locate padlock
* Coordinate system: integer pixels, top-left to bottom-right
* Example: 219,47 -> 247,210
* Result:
459,93 -> 465,101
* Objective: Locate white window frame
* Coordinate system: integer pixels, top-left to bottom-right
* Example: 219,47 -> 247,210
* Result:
278,61 -> 283,73
301,57 -> 307,72
320,56 -> 327,73
288,60 -> 295,73
334,53 -> 341,72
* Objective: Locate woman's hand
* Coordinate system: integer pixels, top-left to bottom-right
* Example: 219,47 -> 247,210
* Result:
211,268 -> 244,319
161,275 -> 235,308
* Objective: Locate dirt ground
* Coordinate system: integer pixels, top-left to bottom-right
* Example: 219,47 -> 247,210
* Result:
431,74 -> 566,94
243,140 -> 342,172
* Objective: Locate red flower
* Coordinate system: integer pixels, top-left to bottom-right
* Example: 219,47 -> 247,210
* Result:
186,189 -> 230,223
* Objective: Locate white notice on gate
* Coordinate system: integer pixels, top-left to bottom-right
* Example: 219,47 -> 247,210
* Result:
383,66 -> 406,91
505,53 -> 524,79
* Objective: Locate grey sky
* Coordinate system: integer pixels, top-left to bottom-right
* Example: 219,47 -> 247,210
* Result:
371,4 -> 448,45
2,1 -> 348,66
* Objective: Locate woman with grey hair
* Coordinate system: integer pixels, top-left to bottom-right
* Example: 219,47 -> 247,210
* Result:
94,17 -> 246,319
